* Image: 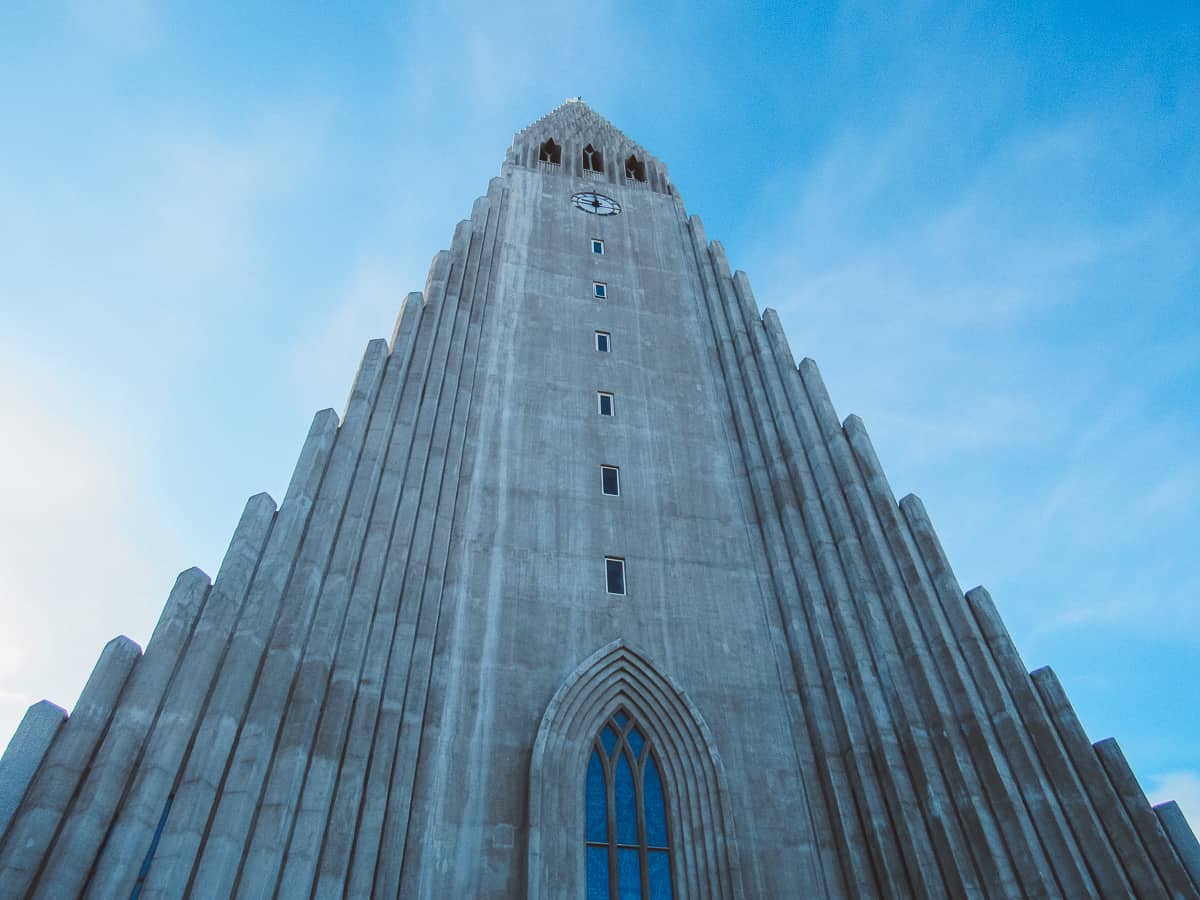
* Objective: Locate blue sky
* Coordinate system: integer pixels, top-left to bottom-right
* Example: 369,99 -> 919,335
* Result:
1,1 -> 1197,827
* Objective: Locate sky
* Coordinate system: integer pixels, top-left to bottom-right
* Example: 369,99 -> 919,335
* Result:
0,0 -> 1197,832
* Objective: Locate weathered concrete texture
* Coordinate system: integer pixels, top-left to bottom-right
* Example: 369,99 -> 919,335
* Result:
32,567 -> 209,900
0,635 -> 141,891
84,493 -> 276,898
0,701 -> 65,842
1157,801 -> 1200,890
1,99 -> 1196,899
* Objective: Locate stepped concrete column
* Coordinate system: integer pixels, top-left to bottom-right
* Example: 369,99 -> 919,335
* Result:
0,636 -> 141,889
1030,666 -> 1165,895
747,299 -> 967,897
964,585 -> 1133,896
685,218 -> 860,898
0,701 -> 65,842
708,245 -> 915,895
900,493 -> 1061,897
85,492 -> 277,898
36,566 -> 211,898
764,316 -> 988,896
323,234 -> 467,895
275,295 -> 429,896
140,408 -> 339,899
378,189 -> 508,896
1094,738 -> 1197,897
371,191 -> 507,897
1155,801 -> 1200,891
238,334 -> 412,893
190,340 -> 389,897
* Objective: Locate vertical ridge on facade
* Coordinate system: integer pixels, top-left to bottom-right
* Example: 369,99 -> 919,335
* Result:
0,636 -> 142,891
140,408 -> 340,898
33,567 -> 210,898
687,215 -> 882,896
760,314 -> 982,897
964,586 -> 1134,896
85,491 -> 278,897
0,701 -> 65,844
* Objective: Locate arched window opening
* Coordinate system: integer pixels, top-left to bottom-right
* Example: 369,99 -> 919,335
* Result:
624,155 -> 646,182
585,709 -> 673,900
540,138 -> 562,166
583,143 -> 604,172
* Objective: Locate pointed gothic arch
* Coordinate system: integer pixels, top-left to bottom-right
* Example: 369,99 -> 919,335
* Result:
529,640 -> 744,899
539,137 -> 562,165
582,143 -> 604,173
624,154 -> 646,182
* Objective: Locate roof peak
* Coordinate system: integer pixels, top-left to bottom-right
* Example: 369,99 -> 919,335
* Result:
507,99 -> 671,193
515,99 -> 660,164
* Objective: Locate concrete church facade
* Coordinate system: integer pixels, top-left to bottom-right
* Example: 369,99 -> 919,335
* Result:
1,100 -> 1197,898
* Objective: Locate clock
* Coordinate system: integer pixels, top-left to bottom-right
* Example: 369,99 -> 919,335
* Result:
571,192 -> 622,216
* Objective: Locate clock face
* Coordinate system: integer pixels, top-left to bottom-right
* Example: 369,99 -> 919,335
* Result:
571,192 -> 622,216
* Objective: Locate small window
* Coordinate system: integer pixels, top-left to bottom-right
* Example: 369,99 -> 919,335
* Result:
601,465 -> 620,496
593,282 -> 607,299
595,331 -> 610,352
582,143 -> 604,172
605,557 -> 626,595
597,392 -> 614,416
539,138 -> 562,165
592,239 -> 604,255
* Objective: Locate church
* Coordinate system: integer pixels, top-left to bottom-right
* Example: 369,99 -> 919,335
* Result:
0,99 -> 1197,898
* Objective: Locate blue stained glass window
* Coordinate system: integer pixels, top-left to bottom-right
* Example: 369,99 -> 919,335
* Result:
587,846 -> 611,900
627,726 -> 644,760
600,726 -> 618,754
614,751 -> 638,845
648,851 -> 673,899
585,712 -> 673,900
587,750 -> 607,843
617,848 -> 641,900
643,754 -> 667,847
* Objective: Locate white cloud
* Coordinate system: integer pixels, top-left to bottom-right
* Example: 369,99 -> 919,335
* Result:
1148,770 -> 1200,834
0,352 -> 167,747
290,258 -> 414,410
139,114 -> 325,281
68,0 -> 161,52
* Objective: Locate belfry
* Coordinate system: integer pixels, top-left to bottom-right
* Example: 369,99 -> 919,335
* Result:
1,100 -> 1197,898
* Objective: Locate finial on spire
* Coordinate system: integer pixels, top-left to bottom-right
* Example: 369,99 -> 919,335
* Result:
566,96 -> 583,103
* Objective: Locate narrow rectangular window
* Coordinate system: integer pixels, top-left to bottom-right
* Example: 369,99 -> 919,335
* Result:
597,392 -> 614,416
592,239 -> 604,255
592,281 -> 607,299
605,557 -> 626,595
601,465 -> 620,496
595,331 -> 610,352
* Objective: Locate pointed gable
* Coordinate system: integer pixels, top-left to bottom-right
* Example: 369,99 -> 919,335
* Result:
508,98 -> 671,193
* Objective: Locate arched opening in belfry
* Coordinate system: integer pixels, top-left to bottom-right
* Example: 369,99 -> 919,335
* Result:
624,154 -> 646,182
539,138 -> 562,165
583,143 -> 604,173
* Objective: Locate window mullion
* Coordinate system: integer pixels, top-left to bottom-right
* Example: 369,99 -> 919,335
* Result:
636,747 -> 650,900
604,746 -> 619,900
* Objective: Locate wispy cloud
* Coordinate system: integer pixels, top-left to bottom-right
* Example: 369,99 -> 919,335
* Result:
290,257 -> 415,409
68,0 -> 161,52
138,115 -> 326,281
0,351 -> 169,743
744,91 -> 1199,646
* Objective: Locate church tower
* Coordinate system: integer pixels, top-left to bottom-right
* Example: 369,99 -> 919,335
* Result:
1,100 -> 1197,899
